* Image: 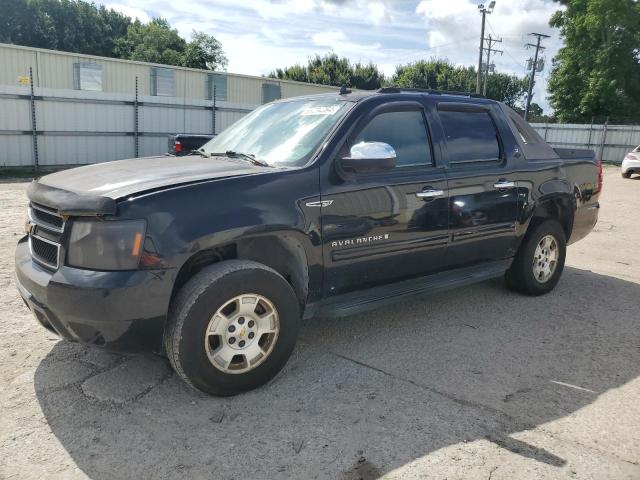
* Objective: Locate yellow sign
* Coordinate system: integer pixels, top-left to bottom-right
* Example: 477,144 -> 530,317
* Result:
18,76 -> 30,86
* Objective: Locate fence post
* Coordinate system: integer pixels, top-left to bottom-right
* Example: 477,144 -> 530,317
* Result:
212,84 -> 217,135
543,122 -> 548,141
29,67 -> 39,172
586,116 -> 594,148
134,76 -> 139,158
598,117 -> 609,162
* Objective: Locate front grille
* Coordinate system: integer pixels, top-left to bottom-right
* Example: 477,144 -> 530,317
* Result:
30,235 -> 60,268
30,203 -> 64,231
28,203 -> 65,269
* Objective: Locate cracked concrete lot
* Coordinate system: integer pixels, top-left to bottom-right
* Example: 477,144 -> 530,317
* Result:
1,166 -> 639,479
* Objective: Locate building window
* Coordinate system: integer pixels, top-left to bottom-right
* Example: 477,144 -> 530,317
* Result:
206,73 -> 227,101
150,67 -> 175,96
262,82 -> 281,104
73,63 -> 102,91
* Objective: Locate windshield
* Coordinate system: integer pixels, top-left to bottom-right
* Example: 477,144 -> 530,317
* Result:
201,98 -> 351,166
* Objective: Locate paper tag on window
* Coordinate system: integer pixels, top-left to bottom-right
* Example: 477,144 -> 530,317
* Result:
301,105 -> 341,116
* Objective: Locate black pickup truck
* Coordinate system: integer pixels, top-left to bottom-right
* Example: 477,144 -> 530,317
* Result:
15,88 -> 601,396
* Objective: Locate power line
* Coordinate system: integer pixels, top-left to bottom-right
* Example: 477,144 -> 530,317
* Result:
393,36 -> 478,64
486,18 -> 527,71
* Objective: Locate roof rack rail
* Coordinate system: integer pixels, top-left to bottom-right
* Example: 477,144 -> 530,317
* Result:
377,87 -> 485,98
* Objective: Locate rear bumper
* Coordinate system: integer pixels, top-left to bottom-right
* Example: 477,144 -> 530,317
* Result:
15,237 -> 174,353
621,158 -> 640,173
568,203 -> 599,245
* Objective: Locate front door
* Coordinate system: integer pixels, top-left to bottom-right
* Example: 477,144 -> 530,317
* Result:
319,101 -> 449,296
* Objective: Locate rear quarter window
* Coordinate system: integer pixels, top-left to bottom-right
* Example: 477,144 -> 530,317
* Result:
439,110 -> 500,164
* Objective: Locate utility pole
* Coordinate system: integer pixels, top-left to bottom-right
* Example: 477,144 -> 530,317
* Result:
482,34 -> 503,96
476,1 -> 496,94
524,32 -> 549,120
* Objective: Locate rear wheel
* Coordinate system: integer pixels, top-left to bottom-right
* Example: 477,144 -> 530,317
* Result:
505,220 -> 566,296
622,171 -> 632,179
165,260 -> 300,396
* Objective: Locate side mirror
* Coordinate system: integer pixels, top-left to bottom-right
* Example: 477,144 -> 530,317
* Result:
339,142 -> 396,174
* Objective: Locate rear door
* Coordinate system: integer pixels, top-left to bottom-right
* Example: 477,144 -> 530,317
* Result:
435,101 -> 520,267
319,100 -> 449,296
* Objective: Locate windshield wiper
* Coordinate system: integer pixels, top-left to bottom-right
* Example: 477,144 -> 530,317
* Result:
210,150 -> 270,167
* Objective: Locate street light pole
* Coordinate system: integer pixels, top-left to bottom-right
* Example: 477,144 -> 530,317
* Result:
476,10 -> 486,94
476,1 -> 496,94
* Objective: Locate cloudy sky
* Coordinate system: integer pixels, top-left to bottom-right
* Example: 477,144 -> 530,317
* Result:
105,0 -> 564,112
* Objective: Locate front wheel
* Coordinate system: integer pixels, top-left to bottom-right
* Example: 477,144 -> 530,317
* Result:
165,260 -> 300,396
505,220 -> 566,296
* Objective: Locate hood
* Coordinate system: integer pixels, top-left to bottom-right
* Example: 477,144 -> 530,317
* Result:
28,155 -> 266,216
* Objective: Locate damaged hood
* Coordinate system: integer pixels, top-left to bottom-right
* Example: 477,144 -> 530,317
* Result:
28,155 -> 267,216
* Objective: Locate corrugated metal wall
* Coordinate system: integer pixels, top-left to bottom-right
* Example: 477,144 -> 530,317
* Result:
531,123 -> 640,163
0,43 -> 341,168
0,84 -> 256,167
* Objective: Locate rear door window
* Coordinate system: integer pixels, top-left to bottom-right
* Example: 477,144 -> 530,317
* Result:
439,110 -> 501,164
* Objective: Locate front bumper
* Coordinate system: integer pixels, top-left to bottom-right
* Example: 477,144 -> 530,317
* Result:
15,237 -> 174,353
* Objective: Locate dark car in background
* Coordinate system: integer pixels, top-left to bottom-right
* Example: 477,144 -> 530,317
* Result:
16,88 -> 601,396
168,134 -> 214,156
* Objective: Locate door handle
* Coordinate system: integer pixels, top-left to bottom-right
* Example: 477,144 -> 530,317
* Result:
415,189 -> 445,199
493,180 -> 516,189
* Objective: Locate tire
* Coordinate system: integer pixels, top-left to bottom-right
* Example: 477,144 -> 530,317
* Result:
505,219 -> 566,296
621,171 -> 632,179
165,260 -> 300,396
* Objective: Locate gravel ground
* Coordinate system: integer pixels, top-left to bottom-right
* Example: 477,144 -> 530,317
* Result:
0,166 -> 639,480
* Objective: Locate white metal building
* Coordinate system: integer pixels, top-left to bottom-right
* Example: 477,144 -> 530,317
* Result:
0,43 -> 339,168
0,43 -> 337,104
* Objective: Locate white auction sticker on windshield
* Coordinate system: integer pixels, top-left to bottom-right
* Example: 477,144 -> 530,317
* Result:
301,105 -> 341,116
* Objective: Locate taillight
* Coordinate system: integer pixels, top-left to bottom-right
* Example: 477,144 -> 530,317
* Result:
597,158 -> 603,192
174,140 -> 183,153
627,153 -> 638,160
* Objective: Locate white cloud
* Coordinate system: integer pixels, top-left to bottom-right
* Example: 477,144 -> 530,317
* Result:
312,30 -> 347,47
368,1 -> 388,25
414,0 -> 564,111
104,3 -> 150,22
416,0 -> 474,21
128,0 -> 565,112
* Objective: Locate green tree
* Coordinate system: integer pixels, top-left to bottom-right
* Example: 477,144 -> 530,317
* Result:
392,59 -> 529,107
0,0 -> 131,57
548,0 -> 640,122
114,18 -> 186,66
183,31 -> 228,70
1,1 -> 228,70
270,52 -> 386,89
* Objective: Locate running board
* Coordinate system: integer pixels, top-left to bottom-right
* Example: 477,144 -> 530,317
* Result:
304,259 -> 512,319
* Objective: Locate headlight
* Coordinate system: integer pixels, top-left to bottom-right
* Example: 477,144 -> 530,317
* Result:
67,219 -> 146,270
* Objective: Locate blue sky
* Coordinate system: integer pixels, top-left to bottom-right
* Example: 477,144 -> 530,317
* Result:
105,0 -> 564,112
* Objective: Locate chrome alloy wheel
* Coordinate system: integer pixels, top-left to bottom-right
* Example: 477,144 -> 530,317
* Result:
533,234 -> 559,283
204,294 -> 280,374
